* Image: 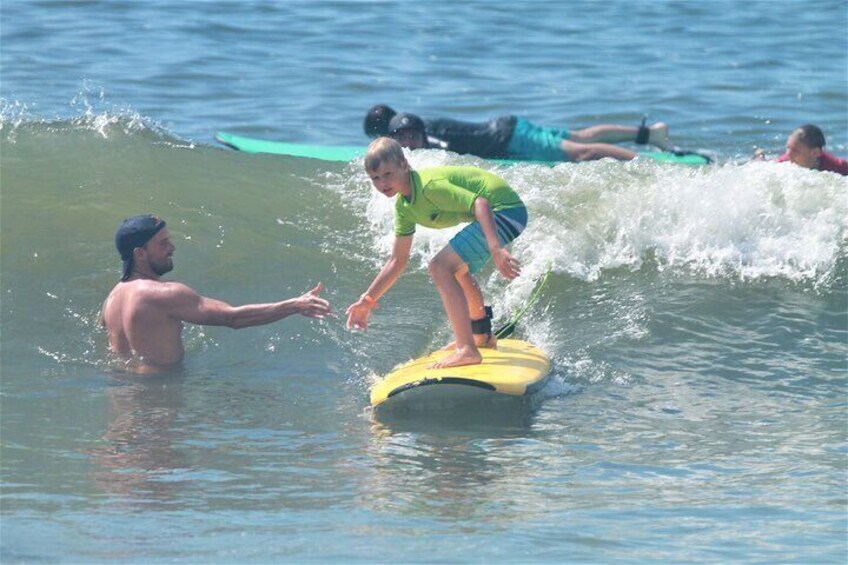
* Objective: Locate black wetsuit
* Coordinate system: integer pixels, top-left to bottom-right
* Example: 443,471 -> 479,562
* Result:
423,115 -> 517,158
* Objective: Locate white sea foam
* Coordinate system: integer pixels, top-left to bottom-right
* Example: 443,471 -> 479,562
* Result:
334,149 -> 846,362
505,158 -> 847,285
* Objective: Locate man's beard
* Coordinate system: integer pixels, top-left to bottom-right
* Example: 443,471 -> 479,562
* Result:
150,257 -> 174,277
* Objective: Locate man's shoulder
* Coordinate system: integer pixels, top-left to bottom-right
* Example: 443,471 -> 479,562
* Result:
123,279 -> 195,302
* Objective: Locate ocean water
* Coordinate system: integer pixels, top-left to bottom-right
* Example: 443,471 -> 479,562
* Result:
2,1 -> 847,563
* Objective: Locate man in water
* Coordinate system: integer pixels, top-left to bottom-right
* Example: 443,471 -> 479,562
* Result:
755,124 -> 847,175
363,104 -> 670,162
101,214 -> 332,373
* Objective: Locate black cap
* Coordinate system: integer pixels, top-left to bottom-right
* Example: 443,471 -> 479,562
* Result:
387,113 -> 426,136
364,104 -> 396,137
115,214 -> 166,281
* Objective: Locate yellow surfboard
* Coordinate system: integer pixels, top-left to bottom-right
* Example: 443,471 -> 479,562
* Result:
370,339 -> 551,410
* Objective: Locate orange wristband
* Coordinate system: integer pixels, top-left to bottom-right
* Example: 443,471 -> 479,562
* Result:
362,294 -> 377,307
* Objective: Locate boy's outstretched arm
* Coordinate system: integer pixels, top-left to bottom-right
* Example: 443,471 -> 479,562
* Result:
346,235 -> 413,330
473,198 -> 521,280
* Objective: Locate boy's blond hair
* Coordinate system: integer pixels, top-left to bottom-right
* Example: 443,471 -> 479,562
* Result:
365,137 -> 407,172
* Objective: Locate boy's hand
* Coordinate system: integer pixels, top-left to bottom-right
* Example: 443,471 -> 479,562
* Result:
345,296 -> 378,331
492,248 -> 521,280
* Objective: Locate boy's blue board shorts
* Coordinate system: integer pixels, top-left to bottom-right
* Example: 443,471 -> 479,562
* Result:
506,117 -> 571,162
449,206 -> 528,274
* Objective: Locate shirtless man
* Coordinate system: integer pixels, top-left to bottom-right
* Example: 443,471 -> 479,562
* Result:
101,214 -> 332,373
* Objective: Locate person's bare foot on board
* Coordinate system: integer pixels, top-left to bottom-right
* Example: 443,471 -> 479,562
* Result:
428,345 -> 483,369
478,332 -> 497,349
440,332 -> 497,351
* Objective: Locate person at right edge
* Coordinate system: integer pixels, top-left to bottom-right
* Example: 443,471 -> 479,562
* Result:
754,124 -> 848,175
364,104 -> 670,162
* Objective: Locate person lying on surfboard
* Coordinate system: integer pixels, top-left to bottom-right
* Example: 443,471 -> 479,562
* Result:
753,124 -> 848,176
345,138 -> 527,369
363,104 -> 670,163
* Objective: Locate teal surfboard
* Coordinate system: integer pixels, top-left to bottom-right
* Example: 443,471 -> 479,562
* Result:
214,131 -> 712,166
215,132 -> 364,161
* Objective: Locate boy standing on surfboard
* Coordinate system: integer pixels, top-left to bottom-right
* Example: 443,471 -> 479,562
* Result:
345,137 -> 527,369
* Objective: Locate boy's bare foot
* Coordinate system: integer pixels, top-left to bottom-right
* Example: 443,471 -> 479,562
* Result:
442,333 -> 497,350
475,332 -> 498,349
649,123 -> 670,151
428,346 -> 482,369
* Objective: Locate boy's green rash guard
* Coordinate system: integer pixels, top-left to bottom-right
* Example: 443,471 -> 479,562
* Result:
394,166 -> 524,236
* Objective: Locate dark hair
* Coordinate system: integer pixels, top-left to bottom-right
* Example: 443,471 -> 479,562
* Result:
793,124 -> 826,149
364,104 -> 397,138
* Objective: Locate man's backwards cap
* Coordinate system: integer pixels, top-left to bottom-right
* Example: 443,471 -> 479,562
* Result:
388,113 -> 426,136
115,214 -> 166,281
